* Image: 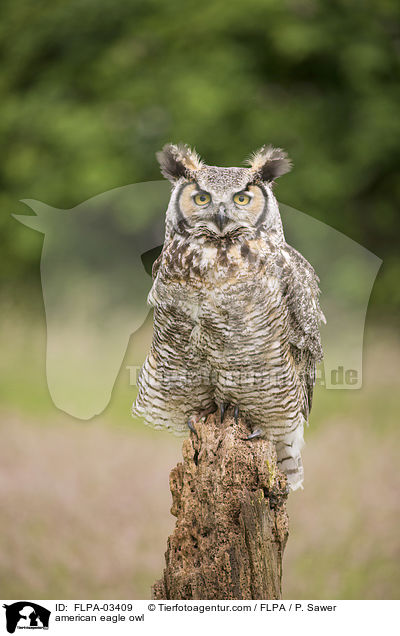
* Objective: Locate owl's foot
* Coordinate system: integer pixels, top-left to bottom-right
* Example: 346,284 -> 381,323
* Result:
187,405 -> 217,437
187,416 -> 198,437
219,403 -> 240,424
219,402 -> 238,424
243,428 -> 263,441
200,404 -> 217,419
219,402 -> 227,423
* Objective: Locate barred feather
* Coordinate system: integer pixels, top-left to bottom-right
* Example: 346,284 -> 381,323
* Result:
133,149 -> 324,490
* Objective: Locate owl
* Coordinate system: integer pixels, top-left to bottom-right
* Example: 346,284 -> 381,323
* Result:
133,143 -> 325,490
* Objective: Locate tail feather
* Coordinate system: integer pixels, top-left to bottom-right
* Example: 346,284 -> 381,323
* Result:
276,425 -> 305,491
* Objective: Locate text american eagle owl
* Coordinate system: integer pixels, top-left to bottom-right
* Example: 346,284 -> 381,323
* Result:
133,144 -> 325,490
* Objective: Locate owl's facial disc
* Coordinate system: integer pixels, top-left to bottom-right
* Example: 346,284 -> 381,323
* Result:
234,184 -> 266,220
177,182 -> 266,238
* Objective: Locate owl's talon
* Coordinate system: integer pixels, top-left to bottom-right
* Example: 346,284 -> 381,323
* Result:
234,405 -> 239,425
220,402 -> 226,423
243,428 -> 263,441
187,418 -> 198,437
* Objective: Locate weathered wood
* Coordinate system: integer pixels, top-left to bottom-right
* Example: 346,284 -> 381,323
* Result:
153,408 -> 289,600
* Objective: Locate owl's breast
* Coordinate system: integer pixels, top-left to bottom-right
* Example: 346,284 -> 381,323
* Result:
151,235 -> 287,340
160,236 -> 277,282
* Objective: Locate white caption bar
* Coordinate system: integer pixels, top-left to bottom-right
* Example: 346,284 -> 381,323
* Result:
0,599 -> 397,636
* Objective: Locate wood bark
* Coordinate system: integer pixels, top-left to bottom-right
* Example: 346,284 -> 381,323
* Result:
152,408 -> 289,600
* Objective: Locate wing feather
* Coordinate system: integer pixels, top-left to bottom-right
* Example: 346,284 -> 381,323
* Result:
280,243 -> 325,416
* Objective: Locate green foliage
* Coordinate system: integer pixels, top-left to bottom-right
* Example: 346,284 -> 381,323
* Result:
1,0 -> 399,311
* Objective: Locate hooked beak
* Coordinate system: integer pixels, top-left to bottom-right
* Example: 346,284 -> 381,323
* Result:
214,204 -> 228,233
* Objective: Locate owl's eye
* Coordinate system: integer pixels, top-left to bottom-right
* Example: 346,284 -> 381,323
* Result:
233,192 -> 251,206
193,192 -> 211,206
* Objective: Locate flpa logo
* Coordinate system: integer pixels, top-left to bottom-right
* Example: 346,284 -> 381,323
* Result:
2,603 -> 51,633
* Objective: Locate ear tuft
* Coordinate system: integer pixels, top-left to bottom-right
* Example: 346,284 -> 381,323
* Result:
246,145 -> 292,182
156,143 -> 203,183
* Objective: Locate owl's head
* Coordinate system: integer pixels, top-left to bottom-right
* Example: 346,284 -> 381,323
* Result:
157,143 -> 292,242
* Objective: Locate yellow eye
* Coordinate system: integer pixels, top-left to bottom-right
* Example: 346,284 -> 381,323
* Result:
233,192 -> 251,206
194,192 -> 211,206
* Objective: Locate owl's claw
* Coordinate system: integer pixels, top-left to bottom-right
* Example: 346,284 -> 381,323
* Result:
243,428 -> 263,441
187,417 -> 198,437
234,405 -> 239,425
220,402 -> 226,423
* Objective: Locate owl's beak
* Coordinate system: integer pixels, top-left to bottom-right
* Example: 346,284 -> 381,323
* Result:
214,204 -> 228,233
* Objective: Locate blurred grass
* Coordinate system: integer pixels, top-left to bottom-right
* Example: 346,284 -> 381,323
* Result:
0,411 -> 181,599
0,304 -> 399,599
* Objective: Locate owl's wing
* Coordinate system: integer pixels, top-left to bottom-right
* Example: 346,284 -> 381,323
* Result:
151,250 -> 163,279
280,243 -> 325,416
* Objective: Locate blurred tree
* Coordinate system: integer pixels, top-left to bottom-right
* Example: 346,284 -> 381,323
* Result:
0,0 -> 399,314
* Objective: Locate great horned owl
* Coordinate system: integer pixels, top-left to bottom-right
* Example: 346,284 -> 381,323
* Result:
133,144 -> 325,490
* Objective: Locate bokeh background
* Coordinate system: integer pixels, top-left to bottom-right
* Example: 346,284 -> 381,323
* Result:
1,0 -> 399,599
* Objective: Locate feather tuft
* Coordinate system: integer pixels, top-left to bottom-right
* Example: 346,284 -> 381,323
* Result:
156,143 -> 203,183
246,144 -> 292,182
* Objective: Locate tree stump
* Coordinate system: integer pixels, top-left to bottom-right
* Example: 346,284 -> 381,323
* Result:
152,408 -> 289,600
